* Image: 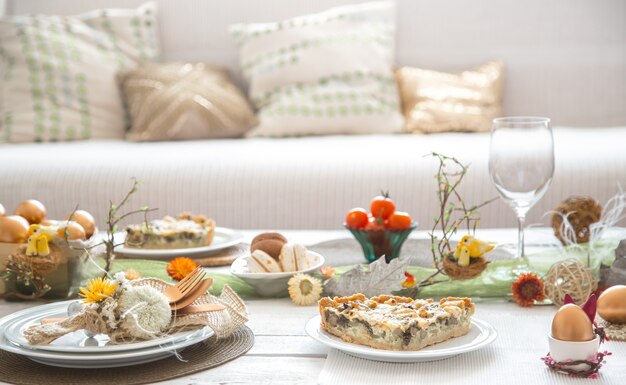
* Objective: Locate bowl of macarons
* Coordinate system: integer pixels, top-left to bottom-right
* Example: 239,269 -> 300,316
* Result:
230,232 -> 325,297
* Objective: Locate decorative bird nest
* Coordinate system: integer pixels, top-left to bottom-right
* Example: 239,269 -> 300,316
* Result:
544,258 -> 597,306
551,195 -> 602,245
442,253 -> 489,280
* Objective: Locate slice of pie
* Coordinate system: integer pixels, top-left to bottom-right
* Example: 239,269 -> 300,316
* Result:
124,213 -> 215,249
318,294 -> 475,351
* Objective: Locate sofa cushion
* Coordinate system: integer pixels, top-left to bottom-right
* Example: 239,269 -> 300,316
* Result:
1,127 -> 624,230
230,1 -> 404,137
0,2 -> 160,143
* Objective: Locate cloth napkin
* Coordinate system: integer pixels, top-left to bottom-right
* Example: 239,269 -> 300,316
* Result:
318,304 -> 626,385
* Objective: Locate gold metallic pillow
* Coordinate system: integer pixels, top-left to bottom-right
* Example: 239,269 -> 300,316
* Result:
120,63 -> 258,141
396,61 -> 503,133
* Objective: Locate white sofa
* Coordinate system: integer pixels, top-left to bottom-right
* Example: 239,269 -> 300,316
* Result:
1,0 -> 625,230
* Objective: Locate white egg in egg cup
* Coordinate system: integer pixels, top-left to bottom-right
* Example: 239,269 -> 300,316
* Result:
548,334 -> 600,372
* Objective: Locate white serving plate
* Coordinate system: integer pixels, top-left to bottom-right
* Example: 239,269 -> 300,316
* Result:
4,301 -> 209,353
230,251 -> 325,297
114,227 -> 244,259
0,302 -> 214,368
305,315 -> 497,363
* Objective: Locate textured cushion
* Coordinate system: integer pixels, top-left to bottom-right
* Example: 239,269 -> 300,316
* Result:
397,61 -> 503,133
0,2 -> 160,143
120,62 -> 258,141
230,1 -> 404,137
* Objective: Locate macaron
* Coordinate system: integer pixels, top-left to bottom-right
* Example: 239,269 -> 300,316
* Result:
250,232 -> 288,260
248,250 -> 282,273
279,243 -> 310,272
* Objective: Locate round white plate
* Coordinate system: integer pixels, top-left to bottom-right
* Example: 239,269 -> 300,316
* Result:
4,301 -> 209,353
305,315 -> 497,363
230,251 -> 324,297
0,303 -> 214,368
114,227 -> 244,259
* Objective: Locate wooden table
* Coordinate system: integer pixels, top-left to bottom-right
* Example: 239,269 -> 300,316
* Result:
0,229 -> 604,385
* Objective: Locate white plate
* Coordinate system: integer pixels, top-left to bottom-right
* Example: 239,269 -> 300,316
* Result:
230,251 -> 325,297
4,301 -> 208,353
0,303 -> 214,368
305,315 -> 497,363
114,227 -> 244,259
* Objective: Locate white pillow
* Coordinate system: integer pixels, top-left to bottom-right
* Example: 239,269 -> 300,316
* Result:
231,1 -> 404,137
0,2 -> 160,143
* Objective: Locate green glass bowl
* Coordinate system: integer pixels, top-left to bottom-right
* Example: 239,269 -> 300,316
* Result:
345,222 -> 417,263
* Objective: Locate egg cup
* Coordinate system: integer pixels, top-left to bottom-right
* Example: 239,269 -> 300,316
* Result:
544,335 -> 611,378
346,223 -> 417,263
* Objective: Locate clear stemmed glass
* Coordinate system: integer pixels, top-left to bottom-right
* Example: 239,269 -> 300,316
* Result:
489,117 -> 554,259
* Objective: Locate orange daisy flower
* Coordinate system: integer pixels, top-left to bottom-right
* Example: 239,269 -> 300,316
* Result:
167,257 -> 198,281
320,266 -> 336,279
511,273 -> 545,307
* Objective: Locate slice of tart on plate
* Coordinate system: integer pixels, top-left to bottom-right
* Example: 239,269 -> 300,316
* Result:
318,294 -> 475,351
124,212 -> 215,249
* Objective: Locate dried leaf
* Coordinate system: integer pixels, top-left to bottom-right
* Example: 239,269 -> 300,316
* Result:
324,255 -> 411,297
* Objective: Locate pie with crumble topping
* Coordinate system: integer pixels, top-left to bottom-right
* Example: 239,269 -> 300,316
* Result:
124,212 -> 215,249
318,294 -> 475,351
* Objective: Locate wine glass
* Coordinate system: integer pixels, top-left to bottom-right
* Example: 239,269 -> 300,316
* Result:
489,117 -> 554,259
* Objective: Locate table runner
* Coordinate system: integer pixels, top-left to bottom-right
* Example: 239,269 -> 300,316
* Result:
318,304 -> 626,385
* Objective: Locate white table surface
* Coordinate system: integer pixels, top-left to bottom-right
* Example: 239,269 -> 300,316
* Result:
0,228 -> 620,385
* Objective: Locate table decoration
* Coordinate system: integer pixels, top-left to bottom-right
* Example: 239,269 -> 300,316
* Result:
511,273 -> 546,307
344,192 -> 416,263
606,239 -> 626,286
544,259 -> 597,307
543,294 -> 611,378
167,257 -> 198,280
288,273 -> 323,305
552,196 -> 603,245
596,285 -> 626,341
1,199 -> 100,299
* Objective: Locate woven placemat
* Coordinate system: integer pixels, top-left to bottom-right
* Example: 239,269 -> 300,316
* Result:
0,325 -> 254,385
192,244 -> 248,267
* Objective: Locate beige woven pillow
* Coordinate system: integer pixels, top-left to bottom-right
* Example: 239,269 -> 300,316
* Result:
120,62 -> 258,141
397,61 -> 504,133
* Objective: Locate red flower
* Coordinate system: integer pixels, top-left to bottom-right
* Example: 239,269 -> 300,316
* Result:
511,273 -> 545,307
402,271 -> 416,288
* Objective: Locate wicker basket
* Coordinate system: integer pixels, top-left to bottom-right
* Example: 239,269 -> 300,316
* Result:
442,253 -> 489,280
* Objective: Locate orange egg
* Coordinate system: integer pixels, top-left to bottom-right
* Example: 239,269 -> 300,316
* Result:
57,221 -> 86,240
597,285 -> 626,324
0,215 -> 30,243
0,203 -> 5,217
14,199 -> 47,224
551,303 -> 595,341
65,210 -> 96,239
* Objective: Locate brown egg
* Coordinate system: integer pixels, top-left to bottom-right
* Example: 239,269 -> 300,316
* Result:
251,232 -> 288,260
57,221 -> 86,240
0,215 -> 30,243
551,303 -> 595,341
0,203 -> 5,217
597,285 -> 626,324
65,210 -> 96,239
14,199 -> 47,224
40,219 -> 59,226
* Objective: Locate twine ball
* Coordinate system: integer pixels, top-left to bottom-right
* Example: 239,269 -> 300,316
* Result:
551,195 -> 602,245
545,258 -> 597,307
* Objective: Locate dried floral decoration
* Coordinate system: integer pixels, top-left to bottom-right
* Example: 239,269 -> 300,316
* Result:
541,351 -> 611,379
288,273 -> 323,306
320,266 -> 336,279
124,269 -> 142,280
511,273 -> 545,307
402,272 -> 416,288
167,257 -> 198,281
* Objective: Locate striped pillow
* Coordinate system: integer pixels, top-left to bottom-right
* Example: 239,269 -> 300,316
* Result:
0,2 -> 160,143
231,1 -> 404,137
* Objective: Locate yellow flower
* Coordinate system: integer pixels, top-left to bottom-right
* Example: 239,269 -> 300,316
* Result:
79,277 -> 117,304
288,273 -> 323,306
167,257 -> 198,281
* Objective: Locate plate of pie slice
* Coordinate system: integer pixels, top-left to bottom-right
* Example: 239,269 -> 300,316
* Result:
114,227 -> 244,259
306,294 -> 497,363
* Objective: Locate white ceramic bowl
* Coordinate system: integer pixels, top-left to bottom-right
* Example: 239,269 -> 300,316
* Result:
230,251 -> 325,297
548,334 -> 600,371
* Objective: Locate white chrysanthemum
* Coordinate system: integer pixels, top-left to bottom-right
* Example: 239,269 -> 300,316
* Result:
118,285 -> 171,333
288,273 -> 323,306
